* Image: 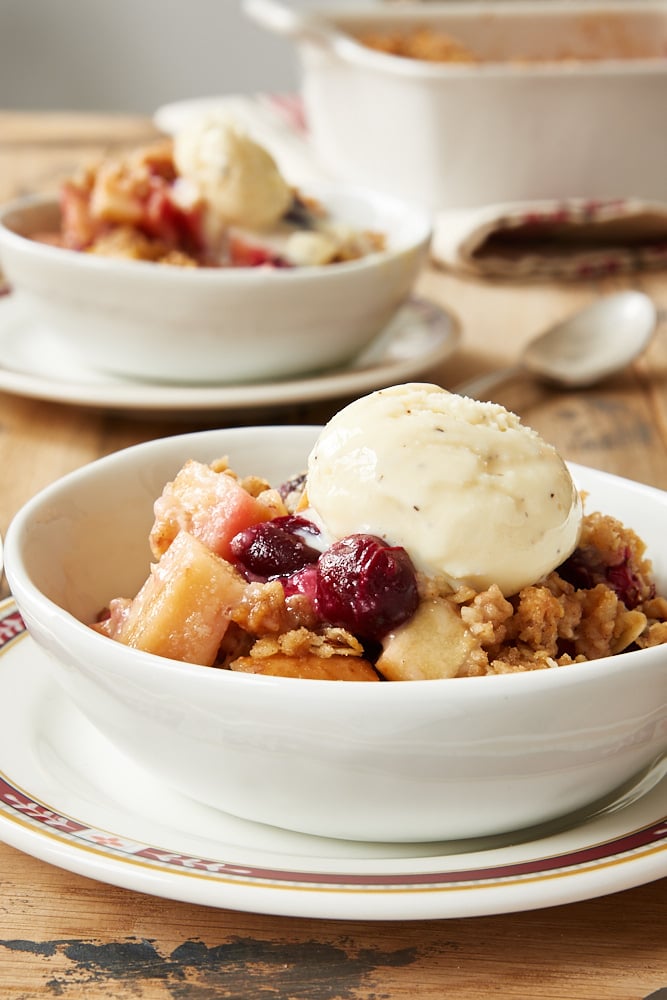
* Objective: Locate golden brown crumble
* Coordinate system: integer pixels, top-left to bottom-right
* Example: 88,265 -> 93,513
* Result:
356,27 -> 477,63
218,506 -> 667,678
247,625 -> 364,661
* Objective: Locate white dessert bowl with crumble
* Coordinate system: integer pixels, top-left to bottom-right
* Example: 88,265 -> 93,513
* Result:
4,410 -> 667,843
0,122 -> 430,385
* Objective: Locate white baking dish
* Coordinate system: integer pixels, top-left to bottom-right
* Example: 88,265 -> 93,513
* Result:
245,0 -> 667,210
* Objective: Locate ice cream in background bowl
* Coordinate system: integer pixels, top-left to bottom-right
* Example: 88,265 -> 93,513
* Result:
306,383 -> 583,597
173,116 -> 293,235
170,115 -> 389,267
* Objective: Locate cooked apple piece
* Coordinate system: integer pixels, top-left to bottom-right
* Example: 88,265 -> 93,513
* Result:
150,459 -> 286,561
376,597 -> 479,680
230,654 -> 379,681
115,529 -> 246,665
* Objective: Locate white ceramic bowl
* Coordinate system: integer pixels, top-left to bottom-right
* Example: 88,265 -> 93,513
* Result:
4,425 -> 667,842
245,0 -> 667,211
0,188 -> 431,384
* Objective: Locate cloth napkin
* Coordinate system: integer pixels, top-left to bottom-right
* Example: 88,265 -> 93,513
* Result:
432,198 -> 667,280
154,94 -> 667,280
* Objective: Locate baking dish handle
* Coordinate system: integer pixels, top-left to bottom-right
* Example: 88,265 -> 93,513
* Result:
242,0 -> 353,55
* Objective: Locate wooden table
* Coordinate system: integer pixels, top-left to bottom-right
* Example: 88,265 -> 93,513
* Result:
0,111 -> 665,999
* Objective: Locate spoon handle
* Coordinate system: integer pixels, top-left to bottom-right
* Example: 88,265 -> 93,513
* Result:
454,365 -> 523,400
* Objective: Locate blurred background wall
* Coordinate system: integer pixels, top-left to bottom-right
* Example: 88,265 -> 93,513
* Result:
0,0 -> 303,114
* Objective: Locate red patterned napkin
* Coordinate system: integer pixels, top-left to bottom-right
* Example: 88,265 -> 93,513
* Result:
431,198 -> 667,280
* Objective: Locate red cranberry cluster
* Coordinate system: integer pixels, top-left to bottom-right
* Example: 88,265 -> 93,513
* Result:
230,516 -> 418,641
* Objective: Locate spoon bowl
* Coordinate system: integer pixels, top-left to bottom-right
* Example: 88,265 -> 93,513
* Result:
458,291 -> 658,399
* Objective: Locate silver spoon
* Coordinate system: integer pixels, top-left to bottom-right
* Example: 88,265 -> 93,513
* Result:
456,290 -> 658,399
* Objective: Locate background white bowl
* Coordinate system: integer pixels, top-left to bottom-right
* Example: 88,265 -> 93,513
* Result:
0,187 -> 431,384
4,425 -> 667,842
246,0 -> 667,211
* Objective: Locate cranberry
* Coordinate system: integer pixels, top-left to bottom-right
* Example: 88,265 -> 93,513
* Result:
278,472 -> 307,501
230,516 -> 320,580
558,548 -> 599,592
559,545 -> 654,610
284,194 -> 316,230
315,534 -> 418,641
605,550 -> 654,609
229,236 -> 292,268
283,563 -> 319,602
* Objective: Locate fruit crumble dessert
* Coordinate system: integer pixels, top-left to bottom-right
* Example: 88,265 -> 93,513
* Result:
92,384 -> 667,679
357,26 -> 478,63
355,21 -> 664,65
40,118 -> 386,269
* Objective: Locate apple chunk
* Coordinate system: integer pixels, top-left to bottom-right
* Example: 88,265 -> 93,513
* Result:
113,529 -> 246,665
231,654 -> 380,681
376,597 -> 479,680
150,459 -> 286,561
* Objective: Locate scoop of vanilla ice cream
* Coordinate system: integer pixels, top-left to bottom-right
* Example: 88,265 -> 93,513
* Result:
173,117 -> 292,231
306,383 -> 583,596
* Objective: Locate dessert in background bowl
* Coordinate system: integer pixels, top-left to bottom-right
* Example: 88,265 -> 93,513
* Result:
4,385 -> 666,842
0,118 -> 431,384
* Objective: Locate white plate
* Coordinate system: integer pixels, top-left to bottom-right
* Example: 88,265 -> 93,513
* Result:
0,596 -> 665,920
0,295 -> 459,416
